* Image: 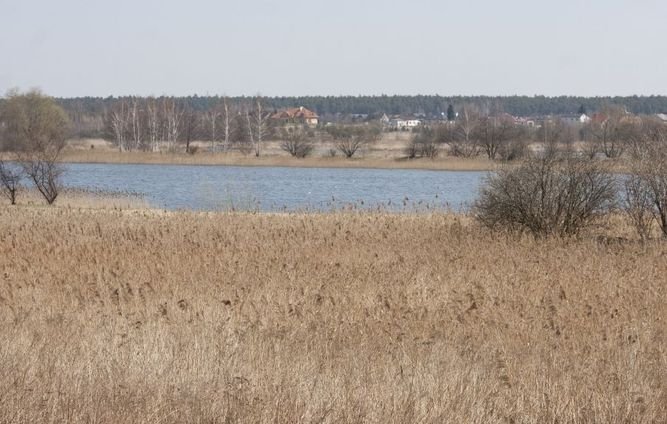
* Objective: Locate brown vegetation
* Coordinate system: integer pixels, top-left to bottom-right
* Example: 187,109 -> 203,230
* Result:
58,147 -> 500,171
0,207 -> 665,422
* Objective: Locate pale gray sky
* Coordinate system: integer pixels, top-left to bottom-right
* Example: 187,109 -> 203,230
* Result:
0,0 -> 665,97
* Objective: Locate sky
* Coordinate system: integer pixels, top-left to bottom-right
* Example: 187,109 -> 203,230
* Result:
0,0 -> 665,97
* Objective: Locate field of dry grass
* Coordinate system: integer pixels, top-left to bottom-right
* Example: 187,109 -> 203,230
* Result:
12,188 -> 148,210
61,136 -> 499,171
1,206 -> 666,423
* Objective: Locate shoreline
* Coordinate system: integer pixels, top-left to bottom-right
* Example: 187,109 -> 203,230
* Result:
59,150 -> 501,172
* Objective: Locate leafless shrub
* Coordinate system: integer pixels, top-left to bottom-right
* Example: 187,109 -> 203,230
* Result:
477,115 -> 525,161
405,129 -> 439,159
325,125 -> 381,158
624,174 -> 656,240
0,158 -> 22,205
474,154 -> 617,237
583,106 -> 635,159
624,144 -> 667,239
497,138 -> 528,161
625,116 -> 667,160
280,127 -> 314,158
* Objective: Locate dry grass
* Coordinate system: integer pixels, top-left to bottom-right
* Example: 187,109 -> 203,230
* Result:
14,188 -> 149,210
61,149 -> 498,171
59,137 -> 499,171
0,207 -> 665,423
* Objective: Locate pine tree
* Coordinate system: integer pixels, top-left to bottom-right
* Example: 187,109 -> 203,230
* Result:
447,104 -> 456,121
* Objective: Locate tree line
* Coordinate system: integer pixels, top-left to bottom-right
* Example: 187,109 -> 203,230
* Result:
35,94 -> 667,139
404,104 -> 667,162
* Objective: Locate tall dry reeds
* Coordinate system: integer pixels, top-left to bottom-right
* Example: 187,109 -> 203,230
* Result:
0,208 -> 665,422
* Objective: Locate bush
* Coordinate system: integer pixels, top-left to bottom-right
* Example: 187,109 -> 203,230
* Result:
279,128 -> 314,158
623,146 -> 667,239
0,159 -> 23,205
325,125 -> 381,158
474,156 -> 617,237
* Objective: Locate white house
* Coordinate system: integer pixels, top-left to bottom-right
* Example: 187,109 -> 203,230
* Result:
655,113 -> 667,122
389,118 -> 421,130
560,113 -> 591,126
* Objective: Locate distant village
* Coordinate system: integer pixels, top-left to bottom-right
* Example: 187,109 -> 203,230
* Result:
266,105 -> 667,131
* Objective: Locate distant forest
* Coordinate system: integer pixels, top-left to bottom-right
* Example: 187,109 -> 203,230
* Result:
55,95 -> 667,118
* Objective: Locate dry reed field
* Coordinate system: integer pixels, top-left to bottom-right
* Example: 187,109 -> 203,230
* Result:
60,149 -> 498,172
59,137 -> 499,171
0,207 -> 666,423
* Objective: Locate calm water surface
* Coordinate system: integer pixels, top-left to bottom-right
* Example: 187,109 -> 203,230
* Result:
63,163 -> 486,212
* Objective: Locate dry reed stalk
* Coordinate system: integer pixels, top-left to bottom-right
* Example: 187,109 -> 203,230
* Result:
0,207 -> 665,422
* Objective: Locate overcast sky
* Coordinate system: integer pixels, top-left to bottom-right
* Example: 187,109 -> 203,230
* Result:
0,0 -> 665,97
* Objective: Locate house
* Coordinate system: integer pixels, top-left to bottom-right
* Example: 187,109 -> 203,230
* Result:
270,106 -> 319,126
656,113 -> 667,122
389,117 -> 421,130
560,113 -> 590,125
514,117 -> 536,127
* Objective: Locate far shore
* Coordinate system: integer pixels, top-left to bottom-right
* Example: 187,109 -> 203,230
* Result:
59,149 -> 500,171
49,136 -> 501,171
4,137 -> 633,172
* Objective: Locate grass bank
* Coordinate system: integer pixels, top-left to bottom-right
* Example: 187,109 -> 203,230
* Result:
61,149 -> 499,171
0,206 -> 665,422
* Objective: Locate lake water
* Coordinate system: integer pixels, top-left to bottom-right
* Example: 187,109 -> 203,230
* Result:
62,163 -> 487,212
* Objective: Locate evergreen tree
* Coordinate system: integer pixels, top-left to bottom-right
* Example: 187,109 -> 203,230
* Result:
578,104 -> 586,115
447,104 -> 456,121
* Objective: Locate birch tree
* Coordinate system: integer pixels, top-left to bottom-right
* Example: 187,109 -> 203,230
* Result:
203,101 -> 222,150
129,97 -> 144,151
108,99 -> 129,152
162,98 -> 182,151
146,97 -> 161,152
252,96 -> 269,157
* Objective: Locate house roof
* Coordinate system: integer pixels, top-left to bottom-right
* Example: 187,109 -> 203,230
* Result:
270,107 -> 319,120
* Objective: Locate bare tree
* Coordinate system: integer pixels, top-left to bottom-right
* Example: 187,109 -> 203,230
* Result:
3,89 -> 69,204
536,118 -> 576,157
162,98 -> 182,152
146,97 -> 161,152
231,112 -> 252,155
0,158 -> 22,205
446,105 -> 481,157
107,99 -> 129,152
203,100 -> 222,150
244,105 -> 255,156
222,97 -> 232,151
129,97 -> 144,151
180,103 -> 201,154
477,115 -> 522,161
241,97 -> 270,157
584,106 -> 630,159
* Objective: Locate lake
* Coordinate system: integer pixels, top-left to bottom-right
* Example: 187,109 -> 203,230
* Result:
62,163 -> 487,212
